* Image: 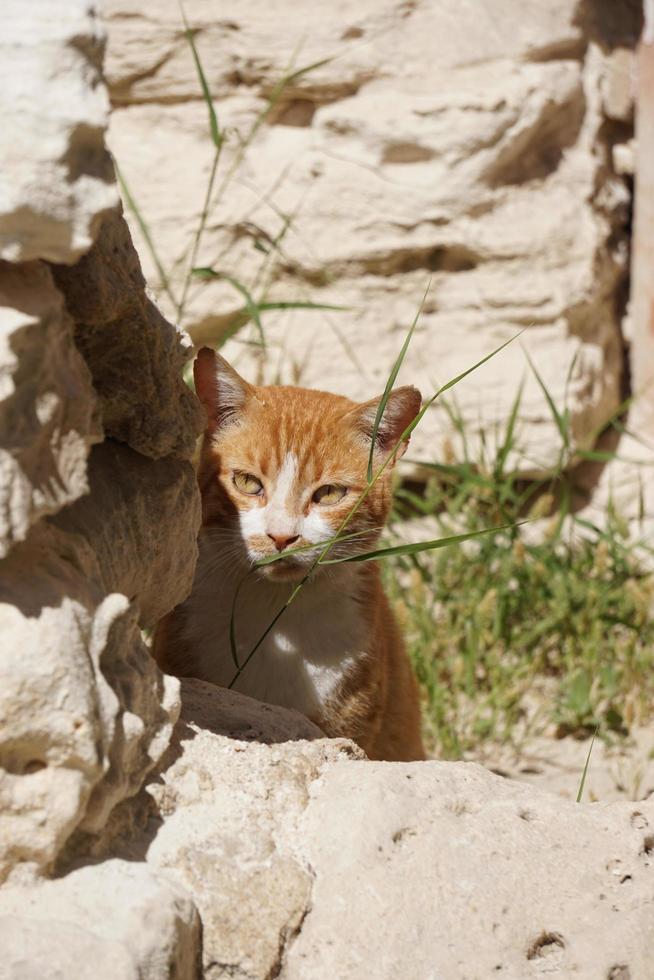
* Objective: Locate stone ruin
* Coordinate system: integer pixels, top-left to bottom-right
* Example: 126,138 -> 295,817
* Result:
0,2 -> 652,978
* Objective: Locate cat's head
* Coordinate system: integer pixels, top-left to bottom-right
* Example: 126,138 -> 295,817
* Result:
194,348 -> 421,582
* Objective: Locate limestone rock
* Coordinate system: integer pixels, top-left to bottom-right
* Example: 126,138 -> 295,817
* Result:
53,440 -> 201,628
124,683 -> 360,980
99,683 -> 654,979
0,0 -> 202,890
284,761 -> 654,979
0,521 -> 180,883
0,860 -> 200,980
0,262 -> 101,559
105,0 -> 632,475
51,210 -> 204,460
0,0 -> 118,263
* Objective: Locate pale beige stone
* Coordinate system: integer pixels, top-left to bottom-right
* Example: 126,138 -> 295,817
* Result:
0,522 -> 180,883
0,860 -> 200,980
127,682 -> 361,980
0,1 -> 118,263
103,683 -> 654,980
285,760 -> 654,979
601,48 -> 636,123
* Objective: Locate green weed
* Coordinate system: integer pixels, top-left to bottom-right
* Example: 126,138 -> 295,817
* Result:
384,389 -> 654,759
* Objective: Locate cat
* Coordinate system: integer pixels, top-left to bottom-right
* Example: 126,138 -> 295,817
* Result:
153,347 -> 425,761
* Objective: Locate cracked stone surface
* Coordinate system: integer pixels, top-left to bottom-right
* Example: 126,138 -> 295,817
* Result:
105,0 -> 639,477
100,681 -> 654,980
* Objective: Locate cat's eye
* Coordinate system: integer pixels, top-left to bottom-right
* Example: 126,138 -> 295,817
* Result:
312,484 -> 347,506
233,471 -> 264,496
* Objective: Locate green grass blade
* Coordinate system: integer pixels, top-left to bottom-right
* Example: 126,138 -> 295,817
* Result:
285,56 -> 334,85
576,724 -> 599,803
523,348 -> 569,449
179,5 -> 222,149
494,379 -> 524,479
437,333 -> 522,398
228,574 -> 249,670
397,332 -> 523,451
222,275 -> 266,349
405,459 -> 483,482
193,267 -> 266,348
257,301 -> 350,312
367,281 -> 431,482
576,448 -> 619,463
321,523 -> 518,565
254,529 -> 376,567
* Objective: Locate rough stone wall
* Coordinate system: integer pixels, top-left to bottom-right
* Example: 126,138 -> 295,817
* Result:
2,4 -> 654,979
0,0 -> 202,889
105,0 -> 640,481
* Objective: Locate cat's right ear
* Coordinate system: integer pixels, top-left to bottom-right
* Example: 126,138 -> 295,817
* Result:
194,347 -> 253,433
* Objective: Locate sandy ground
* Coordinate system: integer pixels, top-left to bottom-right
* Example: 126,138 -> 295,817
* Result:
472,727 -> 654,803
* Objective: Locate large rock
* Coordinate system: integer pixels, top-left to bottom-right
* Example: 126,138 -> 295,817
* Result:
0,0 -> 201,889
104,0 -> 638,475
0,520 -> 180,884
0,437 -> 200,883
101,681 -> 654,980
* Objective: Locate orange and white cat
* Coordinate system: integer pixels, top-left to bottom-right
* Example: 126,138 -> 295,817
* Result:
153,347 -> 425,761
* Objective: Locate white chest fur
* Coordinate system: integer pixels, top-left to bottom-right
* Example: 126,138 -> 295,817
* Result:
180,538 -> 368,720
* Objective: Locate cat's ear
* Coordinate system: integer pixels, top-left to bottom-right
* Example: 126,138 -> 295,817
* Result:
194,347 -> 253,432
351,386 -> 422,460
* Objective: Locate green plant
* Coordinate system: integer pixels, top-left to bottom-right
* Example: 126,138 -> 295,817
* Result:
384,377 -> 654,758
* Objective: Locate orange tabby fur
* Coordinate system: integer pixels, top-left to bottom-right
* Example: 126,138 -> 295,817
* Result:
153,348 -> 425,761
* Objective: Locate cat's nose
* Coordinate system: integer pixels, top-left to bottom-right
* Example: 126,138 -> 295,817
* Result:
267,533 -> 300,552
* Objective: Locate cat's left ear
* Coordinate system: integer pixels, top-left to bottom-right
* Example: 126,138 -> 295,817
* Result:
351,386 -> 422,461
194,347 -> 254,433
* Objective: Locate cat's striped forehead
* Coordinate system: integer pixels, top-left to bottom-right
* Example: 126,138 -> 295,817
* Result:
216,384 -> 367,483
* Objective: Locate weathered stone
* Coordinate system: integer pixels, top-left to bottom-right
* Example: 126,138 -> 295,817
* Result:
0,261 -> 100,558
51,210 -> 204,460
127,684 -> 360,980
0,0 -> 118,263
102,684 -> 654,980
0,521 -> 180,883
105,0 -> 631,475
180,676 -> 324,743
0,0 -> 202,892
53,440 -> 201,628
0,860 -> 200,980
284,761 -> 654,979
601,48 -> 636,122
